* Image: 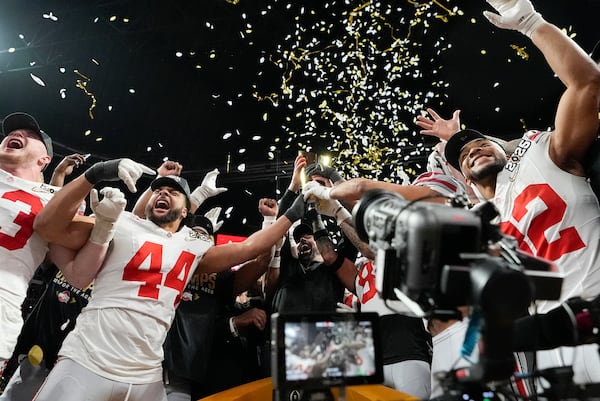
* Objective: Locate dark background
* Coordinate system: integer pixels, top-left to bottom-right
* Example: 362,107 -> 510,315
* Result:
0,0 -> 597,235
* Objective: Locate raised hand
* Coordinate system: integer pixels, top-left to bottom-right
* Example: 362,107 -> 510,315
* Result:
305,163 -> 344,185
289,154 -> 307,192
157,160 -> 183,177
89,187 -> 127,245
483,0 -> 544,37
258,198 -> 278,217
283,194 -> 306,223
84,158 -> 156,193
190,168 -> 228,207
302,181 -> 332,201
415,108 -> 461,141
204,207 -> 224,232
54,153 -> 86,176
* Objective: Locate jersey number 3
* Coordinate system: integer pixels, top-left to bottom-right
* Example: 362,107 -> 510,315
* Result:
122,241 -> 196,306
0,190 -> 43,251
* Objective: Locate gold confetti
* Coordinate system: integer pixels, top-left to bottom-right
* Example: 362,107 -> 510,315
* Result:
74,70 -> 97,119
510,44 -> 529,60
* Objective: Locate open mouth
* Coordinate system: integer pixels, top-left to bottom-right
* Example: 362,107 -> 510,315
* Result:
154,199 -> 169,210
298,242 -> 312,256
6,138 -> 23,150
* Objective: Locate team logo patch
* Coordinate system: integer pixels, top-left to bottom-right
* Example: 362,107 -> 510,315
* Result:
57,291 -> 71,303
31,184 -> 56,194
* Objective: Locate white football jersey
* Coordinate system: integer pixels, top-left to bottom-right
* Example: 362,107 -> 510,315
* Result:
495,130 -> 600,312
0,168 -> 58,359
59,212 -> 213,383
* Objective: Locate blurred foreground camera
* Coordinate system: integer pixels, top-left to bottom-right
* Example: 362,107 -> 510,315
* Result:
353,189 -> 561,313
353,190 -> 564,383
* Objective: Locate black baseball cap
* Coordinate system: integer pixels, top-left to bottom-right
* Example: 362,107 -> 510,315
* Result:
293,223 -> 313,242
190,214 -> 214,236
444,129 -> 506,172
150,175 -> 191,204
2,112 -> 53,158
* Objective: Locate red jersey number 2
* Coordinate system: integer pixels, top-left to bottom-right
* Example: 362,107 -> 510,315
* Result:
500,183 -> 585,261
122,241 -> 196,306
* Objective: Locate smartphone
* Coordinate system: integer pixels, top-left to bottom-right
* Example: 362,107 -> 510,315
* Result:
298,150 -> 318,187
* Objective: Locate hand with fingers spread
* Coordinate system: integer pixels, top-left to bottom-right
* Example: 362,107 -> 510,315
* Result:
415,108 -> 461,142
84,158 -> 156,193
483,0 -> 544,37
190,168 -> 228,207
89,187 -> 127,245
204,207 -> 224,233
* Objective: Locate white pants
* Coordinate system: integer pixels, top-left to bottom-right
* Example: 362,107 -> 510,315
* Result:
430,319 -> 476,399
32,358 -> 167,401
383,360 -> 431,400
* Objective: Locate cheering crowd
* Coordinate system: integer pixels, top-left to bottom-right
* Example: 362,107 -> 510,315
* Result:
0,0 -> 599,400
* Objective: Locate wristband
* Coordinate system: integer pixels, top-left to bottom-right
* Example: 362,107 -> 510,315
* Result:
326,252 -> 345,273
269,255 -> 281,269
229,317 -> 239,337
262,215 -> 276,229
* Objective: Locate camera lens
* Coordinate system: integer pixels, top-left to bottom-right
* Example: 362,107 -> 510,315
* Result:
352,189 -> 407,242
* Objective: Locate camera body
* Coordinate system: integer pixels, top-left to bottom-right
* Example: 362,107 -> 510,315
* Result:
353,189 -> 483,311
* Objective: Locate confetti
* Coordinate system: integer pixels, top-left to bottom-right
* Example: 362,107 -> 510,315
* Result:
254,1 -> 458,180
74,70 -> 97,119
30,73 -> 46,86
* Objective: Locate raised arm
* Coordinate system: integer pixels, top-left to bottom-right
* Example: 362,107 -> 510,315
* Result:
483,0 -> 600,174
35,158 -> 155,250
197,194 -> 305,273
47,187 -> 127,288
303,178 -> 442,205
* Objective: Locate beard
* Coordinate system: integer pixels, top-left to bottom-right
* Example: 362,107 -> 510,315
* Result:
146,204 -> 184,226
468,158 -> 506,182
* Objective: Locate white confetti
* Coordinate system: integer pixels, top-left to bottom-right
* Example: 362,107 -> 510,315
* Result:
30,73 -> 46,87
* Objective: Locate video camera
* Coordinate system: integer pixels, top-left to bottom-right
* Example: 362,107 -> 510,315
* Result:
352,189 -> 562,314
352,189 -> 564,384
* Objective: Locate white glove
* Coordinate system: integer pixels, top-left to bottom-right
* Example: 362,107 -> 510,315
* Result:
204,206 -> 224,233
315,198 -> 351,226
336,301 -> 358,313
302,181 -> 332,201
483,0 -> 544,38
190,168 -> 228,207
118,159 -> 156,193
89,187 -> 126,245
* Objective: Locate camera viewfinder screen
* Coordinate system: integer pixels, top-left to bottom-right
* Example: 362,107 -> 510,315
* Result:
283,319 -> 378,381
